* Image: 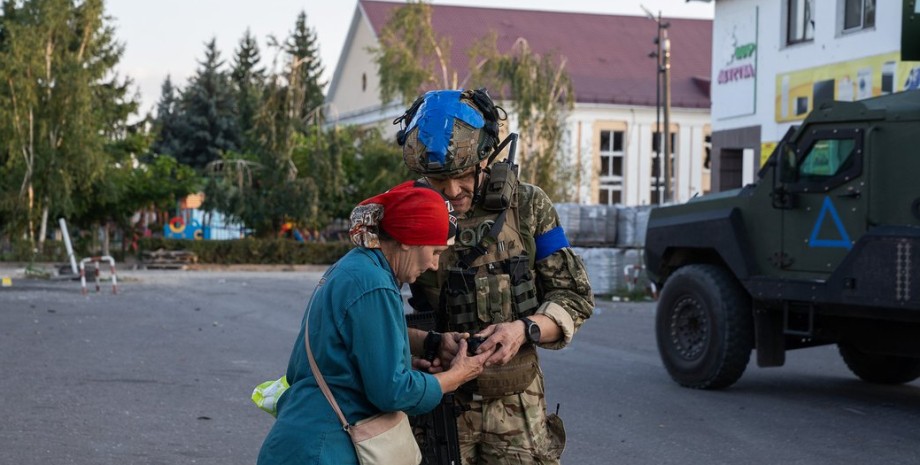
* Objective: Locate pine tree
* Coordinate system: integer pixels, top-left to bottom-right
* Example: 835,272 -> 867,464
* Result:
284,11 -> 325,122
231,29 -> 265,151
151,76 -> 183,157
174,38 -> 240,171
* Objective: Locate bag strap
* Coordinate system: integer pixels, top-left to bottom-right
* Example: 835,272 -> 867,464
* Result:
304,294 -> 352,431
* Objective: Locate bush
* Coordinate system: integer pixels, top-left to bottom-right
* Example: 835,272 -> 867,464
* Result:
136,237 -> 353,265
0,239 -> 93,263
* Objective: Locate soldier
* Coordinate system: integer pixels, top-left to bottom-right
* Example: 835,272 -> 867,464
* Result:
399,88 -> 594,465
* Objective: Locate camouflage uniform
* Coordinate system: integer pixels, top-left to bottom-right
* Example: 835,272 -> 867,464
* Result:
412,182 -> 594,465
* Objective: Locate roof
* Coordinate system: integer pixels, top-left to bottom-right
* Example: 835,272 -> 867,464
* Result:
360,0 -> 712,109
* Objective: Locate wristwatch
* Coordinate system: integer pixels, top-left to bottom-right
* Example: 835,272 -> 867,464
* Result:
519,317 -> 541,344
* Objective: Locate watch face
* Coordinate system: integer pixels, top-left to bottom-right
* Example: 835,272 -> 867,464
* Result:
525,319 -> 540,343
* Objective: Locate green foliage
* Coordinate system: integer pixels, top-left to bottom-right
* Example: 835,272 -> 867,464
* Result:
231,29 -> 266,152
371,0 -> 455,105
340,126 -> 414,208
0,0 -> 138,245
471,35 -> 576,202
283,11 -> 325,121
137,237 -> 352,265
171,39 -> 241,171
151,76 -> 183,158
374,2 -> 576,202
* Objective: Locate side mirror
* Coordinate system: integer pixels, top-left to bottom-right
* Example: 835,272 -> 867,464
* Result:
771,143 -> 798,209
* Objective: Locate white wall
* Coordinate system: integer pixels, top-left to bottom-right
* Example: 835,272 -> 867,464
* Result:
713,0 -> 903,145
327,8 -> 714,207
325,6 -> 387,124
566,104 -> 711,205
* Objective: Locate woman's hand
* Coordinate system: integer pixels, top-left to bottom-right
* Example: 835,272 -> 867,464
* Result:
434,338 -> 494,393
413,331 -> 466,374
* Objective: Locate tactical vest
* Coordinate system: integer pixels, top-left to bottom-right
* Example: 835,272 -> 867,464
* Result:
413,186 -> 542,397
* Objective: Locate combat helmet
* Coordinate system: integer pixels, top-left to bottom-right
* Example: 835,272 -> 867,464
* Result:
395,88 -> 502,176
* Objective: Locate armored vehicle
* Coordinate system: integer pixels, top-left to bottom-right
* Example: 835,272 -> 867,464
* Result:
645,90 -> 920,389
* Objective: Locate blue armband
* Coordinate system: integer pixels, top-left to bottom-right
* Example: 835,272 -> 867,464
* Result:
535,226 -> 570,261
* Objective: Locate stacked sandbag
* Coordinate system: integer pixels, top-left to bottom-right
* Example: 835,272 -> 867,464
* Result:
635,206 -> 653,248
555,203 -> 581,242
561,203 -> 657,295
572,247 -> 623,295
614,205 -> 656,248
556,203 -> 619,246
576,204 -> 618,246
615,205 -> 637,248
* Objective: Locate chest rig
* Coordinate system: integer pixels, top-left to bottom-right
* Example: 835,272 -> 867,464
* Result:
416,189 -> 540,335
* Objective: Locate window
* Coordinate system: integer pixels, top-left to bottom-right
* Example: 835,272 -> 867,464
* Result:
843,0 -> 875,31
784,127 -> 864,193
787,0 -> 815,44
598,129 -> 624,205
599,130 -> 624,177
651,130 -> 677,204
799,138 -> 856,178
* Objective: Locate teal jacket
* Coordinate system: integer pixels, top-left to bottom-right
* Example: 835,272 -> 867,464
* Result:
257,248 -> 443,465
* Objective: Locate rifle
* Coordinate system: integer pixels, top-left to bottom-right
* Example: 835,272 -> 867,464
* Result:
406,311 -> 463,465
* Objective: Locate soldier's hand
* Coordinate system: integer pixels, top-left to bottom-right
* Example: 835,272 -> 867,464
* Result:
474,322 -> 526,366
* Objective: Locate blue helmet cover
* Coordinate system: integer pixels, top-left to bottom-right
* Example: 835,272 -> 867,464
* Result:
405,90 -> 485,166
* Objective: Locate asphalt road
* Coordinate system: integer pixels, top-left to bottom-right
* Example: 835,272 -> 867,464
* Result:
1,268 -> 919,464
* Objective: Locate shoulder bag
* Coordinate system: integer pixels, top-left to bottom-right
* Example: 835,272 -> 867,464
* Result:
304,306 -> 422,465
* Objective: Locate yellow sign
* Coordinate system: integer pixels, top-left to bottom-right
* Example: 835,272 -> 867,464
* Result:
775,51 -> 918,122
1,277 -> 11,287
760,142 -> 778,167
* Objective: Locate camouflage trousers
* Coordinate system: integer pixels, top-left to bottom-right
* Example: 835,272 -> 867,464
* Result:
455,369 -> 566,465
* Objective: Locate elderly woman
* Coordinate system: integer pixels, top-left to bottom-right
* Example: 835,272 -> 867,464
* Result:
257,181 -> 491,465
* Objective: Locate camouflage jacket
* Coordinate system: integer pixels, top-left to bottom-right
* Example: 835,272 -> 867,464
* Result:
412,182 -> 594,349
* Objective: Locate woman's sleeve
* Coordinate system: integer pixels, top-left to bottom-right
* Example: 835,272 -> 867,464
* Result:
346,288 -> 443,416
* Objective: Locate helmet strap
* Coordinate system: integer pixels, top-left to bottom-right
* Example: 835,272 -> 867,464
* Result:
471,163 -> 484,206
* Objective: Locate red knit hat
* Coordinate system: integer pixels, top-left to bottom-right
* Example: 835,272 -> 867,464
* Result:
352,181 -> 457,247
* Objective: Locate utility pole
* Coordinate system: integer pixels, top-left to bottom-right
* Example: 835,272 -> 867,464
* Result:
653,18 -> 662,205
643,7 -> 670,205
662,28 -> 672,204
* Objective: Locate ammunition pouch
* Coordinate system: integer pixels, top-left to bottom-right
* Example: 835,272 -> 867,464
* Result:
470,343 -> 539,398
444,267 -> 479,332
444,252 -> 539,333
506,255 -> 538,317
475,274 -> 512,326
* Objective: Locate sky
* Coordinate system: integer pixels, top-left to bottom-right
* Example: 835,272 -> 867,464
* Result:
106,0 -> 714,118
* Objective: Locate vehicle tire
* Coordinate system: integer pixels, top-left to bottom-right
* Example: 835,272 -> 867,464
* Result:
838,343 -> 920,384
655,264 -> 753,389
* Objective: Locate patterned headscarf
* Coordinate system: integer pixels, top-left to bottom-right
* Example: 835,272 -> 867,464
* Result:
349,181 -> 457,248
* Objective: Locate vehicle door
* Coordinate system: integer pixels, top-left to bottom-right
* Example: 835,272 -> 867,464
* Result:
779,126 -> 868,275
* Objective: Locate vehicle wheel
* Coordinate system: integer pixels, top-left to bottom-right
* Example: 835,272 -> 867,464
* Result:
838,343 -> 920,384
655,264 -> 753,389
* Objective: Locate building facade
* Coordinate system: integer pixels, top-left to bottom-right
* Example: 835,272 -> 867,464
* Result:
326,1 -> 714,206
709,0 -> 920,191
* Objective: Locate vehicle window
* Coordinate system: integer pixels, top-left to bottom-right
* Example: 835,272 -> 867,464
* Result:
798,138 -> 855,178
